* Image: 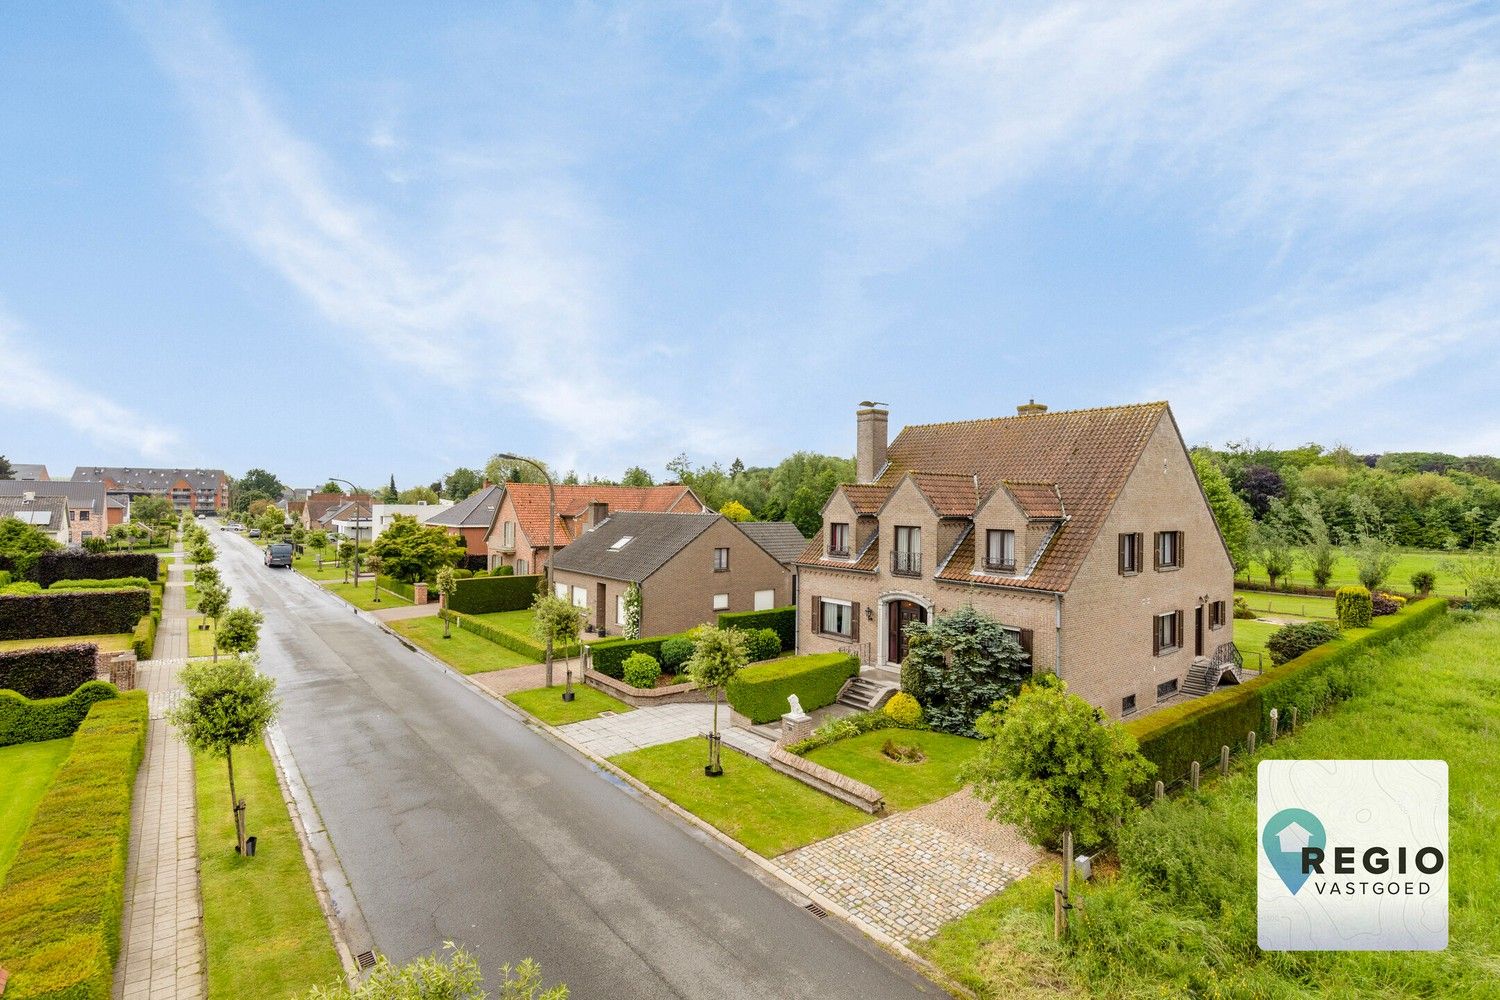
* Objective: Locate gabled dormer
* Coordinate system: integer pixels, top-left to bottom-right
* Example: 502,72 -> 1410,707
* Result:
970,480 -> 1065,577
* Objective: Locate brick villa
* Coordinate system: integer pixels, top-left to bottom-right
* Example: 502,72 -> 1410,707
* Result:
483,483 -> 707,574
795,401 -> 1235,718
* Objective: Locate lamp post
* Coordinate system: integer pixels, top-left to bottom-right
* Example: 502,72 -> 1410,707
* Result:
328,478 -> 362,589
497,453 -> 557,686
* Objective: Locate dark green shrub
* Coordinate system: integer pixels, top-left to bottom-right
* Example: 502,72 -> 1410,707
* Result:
0,691 -> 146,995
0,642 -> 98,699
1335,585 -> 1372,628
448,574 -> 541,614
46,577 -> 152,591
34,551 -> 160,586
493,565 -> 515,576
453,568 -> 475,579
0,588 -> 152,640
744,627 -> 781,662
1409,570 -> 1436,596
717,606 -> 795,651
622,652 -> 661,689
660,636 -> 694,671
588,633 -> 678,678
725,652 -> 859,724
1266,621 -> 1340,665
0,680 -> 119,747
1472,577 -> 1500,610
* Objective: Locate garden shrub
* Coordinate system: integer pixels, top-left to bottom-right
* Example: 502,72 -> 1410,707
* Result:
725,651 -> 859,724
884,691 -> 923,726
453,568 -> 475,579
1471,577 -> 1500,610
0,588 -> 152,641
439,611 -> 580,661
659,636 -> 694,671
1233,596 -> 1255,620
471,569 -> 489,577
0,642 -> 98,699
2,580 -> 43,595
46,577 -> 152,591
589,632 -> 684,679
901,605 -> 1030,737
1335,585 -> 1373,628
492,565 -> 515,576
1409,570 -> 1436,596
1266,621 -> 1340,666
744,627 -> 782,663
1370,591 -> 1404,616
717,606 -> 795,651
33,551 -> 160,587
622,652 -> 662,689
0,691 -> 147,998
0,680 -> 119,747
447,574 -> 542,614
784,709 -> 914,756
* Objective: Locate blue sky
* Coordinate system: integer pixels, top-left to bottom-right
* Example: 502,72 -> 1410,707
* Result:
2,2 -> 1498,488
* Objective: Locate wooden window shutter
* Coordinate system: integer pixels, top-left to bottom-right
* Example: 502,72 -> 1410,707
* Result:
1135,533 -> 1144,571
1175,609 -> 1184,645
1117,534 -> 1126,574
810,596 -> 822,634
1018,628 -> 1034,664
849,602 -> 860,641
1177,531 -> 1185,568
1152,532 -> 1161,569
1152,614 -> 1161,655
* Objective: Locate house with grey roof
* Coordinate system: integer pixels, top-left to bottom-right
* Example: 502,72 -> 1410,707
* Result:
71,466 -> 228,515
0,494 -> 70,545
0,480 -> 115,544
550,510 -> 795,638
8,463 -> 50,481
424,484 -> 504,568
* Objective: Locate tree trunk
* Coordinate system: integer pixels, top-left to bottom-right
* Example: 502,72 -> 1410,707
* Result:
712,687 -> 719,738
442,596 -> 451,638
545,635 -> 554,687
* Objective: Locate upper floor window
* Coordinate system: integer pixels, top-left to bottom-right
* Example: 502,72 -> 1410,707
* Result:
503,521 -> 516,547
1154,531 -> 1183,570
892,526 -> 921,576
1118,532 -> 1143,575
828,522 -> 850,557
713,547 -> 730,572
78,510 -> 90,522
985,529 -> 1016,572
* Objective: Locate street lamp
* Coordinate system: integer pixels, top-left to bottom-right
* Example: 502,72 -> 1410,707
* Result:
497,453 -> 557,687
328,478 -> 362,590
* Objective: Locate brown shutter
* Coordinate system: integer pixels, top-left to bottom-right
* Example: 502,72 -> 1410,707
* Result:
810,596 -> 822,635
1152,532 -> 1161,569
1117,534 -> 1125,575
1018,628 -> 1034,665
1177,531 -> 1185,569
1176,609 -> 1185,647
1135,533 -> 1144,572
1152,614 -> 1161,655
849,602 -> 860,642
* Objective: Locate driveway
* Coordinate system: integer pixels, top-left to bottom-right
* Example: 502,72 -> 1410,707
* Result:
559,702 -> 774,761
209,531 -> 940,999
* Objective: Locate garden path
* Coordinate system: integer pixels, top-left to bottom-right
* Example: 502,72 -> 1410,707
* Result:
559,703 -> 773,761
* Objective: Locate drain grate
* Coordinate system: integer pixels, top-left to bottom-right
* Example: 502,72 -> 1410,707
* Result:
804,901 -> 828,918
355,950 -> 377,971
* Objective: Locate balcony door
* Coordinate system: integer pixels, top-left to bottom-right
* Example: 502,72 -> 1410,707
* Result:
887,599 -> 927,666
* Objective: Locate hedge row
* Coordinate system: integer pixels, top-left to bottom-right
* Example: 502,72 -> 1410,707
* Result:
0,588 -> 152,641
46,577 -> 152,591
1127,599 -> 1448,784
725,651 -> 860,724
0,642 -> 98,699
440,610 -> 580,662
377,575 -> 416,602
132,613 -> 158,659
717,606 -> 796,651
589,632 -> 687,679
33,551 -> 160,587
0,690 -> 147,998
0,679 -> 119,747
448,574 -> 543,614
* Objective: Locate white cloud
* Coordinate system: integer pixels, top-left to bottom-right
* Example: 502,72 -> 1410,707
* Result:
0,310 -> 183,461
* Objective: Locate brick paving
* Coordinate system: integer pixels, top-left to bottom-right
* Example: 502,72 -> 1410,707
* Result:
558,702 -> 773,761
469,657 -> 583,697
774,789 -> 1044,943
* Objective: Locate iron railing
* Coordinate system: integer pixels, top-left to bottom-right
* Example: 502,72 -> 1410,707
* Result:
891,550 -> 921,576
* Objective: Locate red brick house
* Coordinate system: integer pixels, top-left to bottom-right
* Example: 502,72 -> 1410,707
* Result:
484,484 -> 707,574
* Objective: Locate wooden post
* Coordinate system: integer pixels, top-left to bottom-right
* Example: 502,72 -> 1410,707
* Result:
1154,779 -> 1165,801
1269,708 -> 1279,743
1058,829 -> 1073,939
1290,707 -> 1298,732
1247,730 -> 1257,755
1220,745 -> 1231,775
1191,760 -> 1200,791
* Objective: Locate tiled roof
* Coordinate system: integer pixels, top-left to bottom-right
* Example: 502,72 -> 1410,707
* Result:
71,466 -> 226,492
0,479 -> 107,513
425,484 -> 503,528
550,512 -> 720,582
324,501 -> 371,524
1000,481 -> 1064,519
841,484 -> 890,514
796,525 -> 881,574
305,492 -> 369,525
910,472 -> 979,517
500,484 -> 705,548
736,521 -> 808,565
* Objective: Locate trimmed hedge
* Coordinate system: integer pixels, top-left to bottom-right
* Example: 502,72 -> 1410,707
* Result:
725,651 -> 860,724
0,588 -> 152,641
718,606 -> 796,651
376,575 -> 416,602
132,614 -> 158,659
1335,585 -> 1372,628
0,691 -> 147,998
589,632 -> 683,679
1266,621 -> 1340,666
33,551 -> 160,587
0,680 -> 119,747
1126,599 -> 1447,787
46,577 -> 152,592
440,611 -> 580,661
0,642 -> 98,699
448,574 -> 542,614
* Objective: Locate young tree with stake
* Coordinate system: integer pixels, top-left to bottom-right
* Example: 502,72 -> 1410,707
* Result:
686,626 -> 747,776
436,565 -> 457,638
531,591 -> 583,688
215,607 -> 265,659
196,582 -> 230,656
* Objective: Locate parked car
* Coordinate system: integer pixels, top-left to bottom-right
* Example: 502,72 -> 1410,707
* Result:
248,527 -> 261,538
264,542 -> 293,568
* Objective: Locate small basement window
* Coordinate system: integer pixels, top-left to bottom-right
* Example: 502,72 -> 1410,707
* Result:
1156,678 -> 1179,701
1121,694 -> 1137,715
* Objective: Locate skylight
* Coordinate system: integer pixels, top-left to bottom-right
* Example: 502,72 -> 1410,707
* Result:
609,536 -> 634,551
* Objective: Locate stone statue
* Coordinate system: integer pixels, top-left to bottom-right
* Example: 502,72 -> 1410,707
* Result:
787,694 -> 804,717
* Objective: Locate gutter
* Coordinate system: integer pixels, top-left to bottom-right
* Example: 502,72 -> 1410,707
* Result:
1054,593 -> 1064,680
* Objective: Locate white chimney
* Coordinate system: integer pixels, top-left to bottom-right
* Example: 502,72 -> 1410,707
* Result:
856,403 -> 889,484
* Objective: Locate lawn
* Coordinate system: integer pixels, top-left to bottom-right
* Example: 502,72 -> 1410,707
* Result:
1232,589 -> 1337,620
0,633 -> 134,653
0,737 -> 72,881
322,580 -> 411,611
611,738 -> 872,856
187,616 -> 218,657
922,610 -> 1492,1000
804,729 -> 982,812
1237,548 -> 1471,594
293,553 -> 346,582
506,684 -> 632,725
195,739 -> 342,999
390,615 -> 533,673
1229,618 -> 1279,668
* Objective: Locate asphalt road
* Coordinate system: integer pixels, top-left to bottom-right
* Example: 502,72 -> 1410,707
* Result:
210,529 -> 942,999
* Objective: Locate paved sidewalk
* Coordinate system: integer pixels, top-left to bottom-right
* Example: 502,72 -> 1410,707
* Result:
557,702 -> 773,761
153,553 -> 189,660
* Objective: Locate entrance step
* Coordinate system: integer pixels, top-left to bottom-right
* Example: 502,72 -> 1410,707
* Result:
836,675 -> 900,713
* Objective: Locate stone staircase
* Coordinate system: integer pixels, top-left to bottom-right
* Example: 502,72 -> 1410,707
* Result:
836,674 -> 900,712
1182,657 -> 1242,698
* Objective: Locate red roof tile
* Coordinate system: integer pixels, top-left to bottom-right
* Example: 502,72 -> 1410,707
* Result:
1000,481 -> 1065,519
500,484 -> 705,548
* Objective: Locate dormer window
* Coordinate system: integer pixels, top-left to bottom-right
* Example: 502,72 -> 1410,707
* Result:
984,529 -> 1016,572
828,522 -> 850,557
892,526 -> 921,576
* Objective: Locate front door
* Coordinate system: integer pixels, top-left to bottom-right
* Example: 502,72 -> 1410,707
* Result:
595,583 -> 607,631
1194,606 -> 1204,657
887,600 -> 927,665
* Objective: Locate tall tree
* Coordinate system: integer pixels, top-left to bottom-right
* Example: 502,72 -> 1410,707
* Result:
485,455 -> 550,485
0,455 -> 14,480
318,480 -> 344,494
442,467 -> 483,500
620,466 -> 654,487
397,486 -> 440,504
369,514 -> 458,582
232,469 -> 286,511
381,475 -> 399,503
1191,452 -> 1253,571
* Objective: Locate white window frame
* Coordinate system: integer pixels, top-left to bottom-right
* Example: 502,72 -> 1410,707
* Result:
616,594 -> 626,626
572,586 -> 588,608
609,535 -> 634,551
819,598 -> 852,638
712,593 -> 730,611
985,528 -> 1015,569
753,589 -> 775,611
555,582 -> 569,600
828,522 -> 850,555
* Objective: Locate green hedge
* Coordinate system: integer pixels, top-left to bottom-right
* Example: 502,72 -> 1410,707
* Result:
0,588 -> 152,641
448,574 -> 542,614
132,613 -> 158,659
33,551 -> 160,587
46,577 -> 153,592
1127,599 -> 1448,786
589,632 -> 686,679
376,575 -> 416,602
440,611 -> 579,662
0,680 -> 119,747
1335,585 -> 1372,628
0,691 -> 146,999
0,642 -> 98,700
725,651 -> 860,724
717,606 -> 796,651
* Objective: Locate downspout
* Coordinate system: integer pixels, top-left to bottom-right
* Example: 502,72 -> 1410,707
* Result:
1054,593 -> 1064,680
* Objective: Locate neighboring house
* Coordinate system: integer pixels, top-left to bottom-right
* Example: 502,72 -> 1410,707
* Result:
484,484 -> 707,574
0,494 -> 70,545
736,521 -> 809,603
795,401 -> 1235,719
302,492 -> 371,531
368,501 -> 454,541
277,488 -> 313,524
9,464 -> 49,481
71,466 -> 228,515
550,511 -> 796,637
424,484 -> 504,569
0,480 -> 112,544
323,501 -> 372,541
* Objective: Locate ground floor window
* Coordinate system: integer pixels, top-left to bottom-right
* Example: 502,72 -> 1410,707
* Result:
754,589 -> 775,610
819,598 -> 853,637
712,593 -> 730,611
555,582 -> 569,600
571,586 -> 588,608
1153,610 -> 1182,655
1209,599 -> 1226,629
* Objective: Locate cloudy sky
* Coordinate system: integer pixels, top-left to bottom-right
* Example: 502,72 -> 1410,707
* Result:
2,2 -> 1497,487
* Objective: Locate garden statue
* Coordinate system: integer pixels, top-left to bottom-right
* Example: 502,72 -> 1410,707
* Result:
787,694 -> 806,718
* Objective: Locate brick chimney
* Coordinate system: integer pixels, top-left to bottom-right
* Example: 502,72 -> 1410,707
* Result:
587,501 -> 609,528
1016,398 -> 1048,415
856,403 -> 889,484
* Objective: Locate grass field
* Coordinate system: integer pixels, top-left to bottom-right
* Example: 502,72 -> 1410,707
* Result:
0,737 -> 71,882
1238,548 -> 1474,594
0,633 -> 134,653
187,616 -> 218,657
1233,589 -> 1337,620
506,685 -> 631,725
923,610 -> 1493,999
804,729 -> 982,812
390,615 -> 533,673
292,553 -> 346,582
1229,618 -> 1279,667
611,738 -> 871,856
195,740 -> 342,999
322,581 -> 410,611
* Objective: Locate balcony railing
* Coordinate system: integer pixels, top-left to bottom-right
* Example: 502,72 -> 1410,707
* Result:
891,550 -> 921,576
983,556 -> 1016,572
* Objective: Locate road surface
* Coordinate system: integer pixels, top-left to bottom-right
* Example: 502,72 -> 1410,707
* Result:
211,529 -> 942,999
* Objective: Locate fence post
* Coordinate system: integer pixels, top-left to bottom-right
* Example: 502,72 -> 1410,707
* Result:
1247,730 -> 1257,755
1220,745 -> 1231,775
1290,706 -> 1298,732
1269,708 -> 1279,743
1191,760 -> 1200,791
1154,780 -> 1165,802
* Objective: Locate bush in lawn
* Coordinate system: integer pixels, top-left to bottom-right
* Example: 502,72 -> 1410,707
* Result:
621,652 -> 662,689
0,642 -> 100,698
1472,577 -> 1500,610
0,587 -> 152,640
717,606 -> 795,651
34,550 -> 160,587
1410,569 -> 1436,597
1352,535 -> 1397,591
743,627 -> 781,663
46,576 -> 152,591
1233,595 -> 1255,619
0,691 -> 147,997
1371,591 -> 1405,616
900,604 -> 1030,736
0,679 -> 119,747
725,651 -> 858,724
449,574 -> 543,614
659,635 -> 694,672
883,691 -> 923,726
1267,621 -> 1341,665
1335,585 -> 1373,628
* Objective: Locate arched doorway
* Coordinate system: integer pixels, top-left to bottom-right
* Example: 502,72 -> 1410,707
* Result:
886,599 -> 928,666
